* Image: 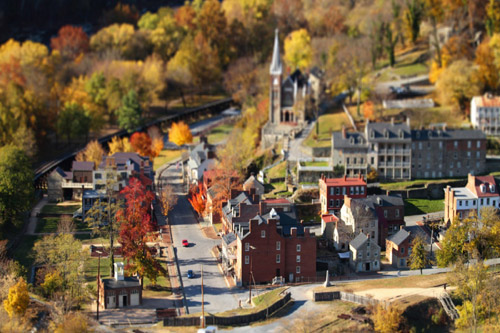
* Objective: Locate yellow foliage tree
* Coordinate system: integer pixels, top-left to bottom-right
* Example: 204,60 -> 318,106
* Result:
53,312 -> 91,333
169,121 -> 193,146
108,136 -> 134,155
3,277 -> 29,318
373,304 -> 402,333
76,140 -> 105,168
151,138 -> 164,159
284,28 -> 312,71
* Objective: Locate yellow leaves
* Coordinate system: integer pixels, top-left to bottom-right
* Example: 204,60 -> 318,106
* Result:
373,304 -> 402,333
0,39 -> 48,68
109,136 -> 134,155
151,138 -> 164,159
284,29 -> 312,71
3,277 -> 29,318
89,23 -> 135,54
169,121 -> 193,146
76,140 -> 105,168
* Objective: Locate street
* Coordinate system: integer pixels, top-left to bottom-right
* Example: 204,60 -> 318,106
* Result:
159,163 -> 247,314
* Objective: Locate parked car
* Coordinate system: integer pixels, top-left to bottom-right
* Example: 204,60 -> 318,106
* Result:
182,239 -> 189,247
187,270 -> 195,279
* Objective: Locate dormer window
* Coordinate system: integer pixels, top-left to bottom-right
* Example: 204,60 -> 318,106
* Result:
350,137 -> 355,144
399,130 -> 404,139
481,184 -> 486,193
370,130 -> 374,139
384,130 -> 389,138
490,184 -> 495,193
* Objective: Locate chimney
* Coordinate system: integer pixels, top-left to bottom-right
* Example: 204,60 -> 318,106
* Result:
114,262 -> 125,281
468,173 -> 474,186
344,175 -> 347,181
400,224 -> 405,230
291,227 -> 297,236
406,117 -> 410,127
391,117 -> 395,125
386,190 -> 390,196
342,125 -> 347,139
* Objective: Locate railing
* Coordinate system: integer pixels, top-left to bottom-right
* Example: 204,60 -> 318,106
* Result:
61,181 -> 93,189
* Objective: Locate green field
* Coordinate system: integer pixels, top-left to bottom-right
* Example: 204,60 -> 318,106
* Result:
153,149 -> 185,171
205,123 -> 234,144
380,178 -> 459,191
301,161 -> 329,167
404,199 -> 444,216
41,204 -> 81,215
35,217 -> 91,233
304,112 -> 351,148
12,235 -> 42,271
266,161 -> 287,180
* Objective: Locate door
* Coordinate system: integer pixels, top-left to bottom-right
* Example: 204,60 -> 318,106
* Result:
289,273 -> 293,282
130,293 -> 139,306
122,295 -> 128,307
276,269 -> 280,277
365,262 -> 370,271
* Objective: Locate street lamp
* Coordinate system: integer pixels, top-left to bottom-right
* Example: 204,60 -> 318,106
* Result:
96,250 -> 103,321
248,245 -> 256,304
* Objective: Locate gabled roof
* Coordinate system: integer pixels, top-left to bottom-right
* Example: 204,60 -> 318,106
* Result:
332,131 -> 369,149
467,174 -> 498,198
472,94 -> 500,107
222,232 -> 237,246
322,214 -> 338,223
350,232 -> 368,250
366,121 -> 411,142
244,175 -> 264,188
387,229 -> 410,246
72,161 -> 94,171
102,276 -> 140,289
411,128 -> 485,141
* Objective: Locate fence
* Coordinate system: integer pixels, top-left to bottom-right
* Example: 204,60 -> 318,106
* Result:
313,290 -> 379,307
163,292 -> 291,327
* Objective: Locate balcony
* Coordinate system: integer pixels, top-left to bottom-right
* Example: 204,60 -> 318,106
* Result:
61,180 -> 93,189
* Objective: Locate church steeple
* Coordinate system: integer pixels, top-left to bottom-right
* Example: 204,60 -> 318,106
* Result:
270,29 -> 282,75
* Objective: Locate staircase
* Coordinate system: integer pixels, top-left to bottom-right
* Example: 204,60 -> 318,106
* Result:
283,136 -> 290,152
438,292 -> 460,320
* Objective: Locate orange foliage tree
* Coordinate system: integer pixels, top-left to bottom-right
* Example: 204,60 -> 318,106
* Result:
363,101 -> 375,120
50,25 -> 89,59
130,132 -> 152,157
169,121 -> 193,146
205,168 -> 242,222
188,183 -> 206,216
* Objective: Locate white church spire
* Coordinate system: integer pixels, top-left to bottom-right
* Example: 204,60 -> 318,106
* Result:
270,29 -> 282,75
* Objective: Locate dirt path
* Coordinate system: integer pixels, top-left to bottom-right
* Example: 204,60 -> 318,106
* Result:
355,286 -> 455,303
26,196 -> 49,235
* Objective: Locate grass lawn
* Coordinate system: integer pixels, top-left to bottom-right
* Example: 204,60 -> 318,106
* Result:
266,161 -> 286,180
12,235 -> 42,271
76,234 -> 108,245
380,178 -> 459,191
213,223 -> 222,233
153,149 -> 185,171
41,204 -> 81,215
143,263 -> 172,298
216,288 -> 287,317
35,217 -> 91,233
264,182 -> 292,199
304,112 -> 351,148
194,123 -> 234,144
302,161 -> 329,167
404,199 -> 444,216
316,273 -> 448,293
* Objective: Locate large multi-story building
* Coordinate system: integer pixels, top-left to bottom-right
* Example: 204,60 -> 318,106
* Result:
471,94 -> 500,136
319,174 -> 367,214
444,174 -> 500,223
331,119 -> 486,180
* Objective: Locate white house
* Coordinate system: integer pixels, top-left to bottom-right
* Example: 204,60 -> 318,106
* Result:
349,232 -> 381,272
471,94 -> 500,136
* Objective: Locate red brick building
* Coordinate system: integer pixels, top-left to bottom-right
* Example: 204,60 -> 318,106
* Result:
232,205 -> 316,285
319,175 -> 367,213
386,228 -> 411,268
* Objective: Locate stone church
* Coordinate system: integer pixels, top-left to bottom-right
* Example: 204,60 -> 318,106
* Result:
261,30 -> 313,149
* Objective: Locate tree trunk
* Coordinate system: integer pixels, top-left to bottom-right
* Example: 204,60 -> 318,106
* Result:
431,18 -> 442,68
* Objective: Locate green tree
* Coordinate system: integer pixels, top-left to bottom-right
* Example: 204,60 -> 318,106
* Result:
56,102 -> 91,144
0,146 -> 33,237
84,72 -> 107,107
409,235 -> 430,274
405,0 -> 424,44
117,90 -> 142,133
486,0 -> 500,36
383,22 -> 398,67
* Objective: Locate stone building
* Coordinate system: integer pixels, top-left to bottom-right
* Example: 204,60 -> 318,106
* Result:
349,232 -> 381,272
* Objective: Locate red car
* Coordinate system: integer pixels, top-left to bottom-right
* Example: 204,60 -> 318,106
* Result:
182,239 -> 189,247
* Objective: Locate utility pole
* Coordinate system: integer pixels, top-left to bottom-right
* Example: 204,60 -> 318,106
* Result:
96,251 -> 102,321
248,245 -> 256,304
201,264 -> 205,328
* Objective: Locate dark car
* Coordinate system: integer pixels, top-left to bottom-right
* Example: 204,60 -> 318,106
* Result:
182,239 -> 189,247
187,270 -> 195,279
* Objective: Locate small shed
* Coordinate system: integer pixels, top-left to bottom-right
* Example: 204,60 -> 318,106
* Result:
98,262 -> 142,309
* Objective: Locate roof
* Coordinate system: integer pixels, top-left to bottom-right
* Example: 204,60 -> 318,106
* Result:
270,29 -> 282,75
350,232 -> 368,250
310,66 -> 324,79
449,187 -> 476,199
387,229 -> 410,246
411,128 -> 485,141
322,214 -> 338,223
365,121 -> 411,142
263,198 -> 291,204
467,175 -> 498,197
102,276 -> 140,289
244,175 -> 264,188
320,176 -> 366,187
472,94 -> 500,107
332,131 -> 369,149
72,161 -> 94,171
351,195 -> 404,211
222,232 -> 237,246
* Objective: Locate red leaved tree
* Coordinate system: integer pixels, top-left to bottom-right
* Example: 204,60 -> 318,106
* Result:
205,168 -> 242,222
188,183 -> 206,216
117,177 -> 166,285
130,132 -> 152,158
50,25 -> 89,59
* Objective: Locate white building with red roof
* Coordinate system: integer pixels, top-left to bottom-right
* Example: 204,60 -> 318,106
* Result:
444,173 -> 500,223
319,174 -> 367,214
471,94 -> 500,136
321,213 -> 338,240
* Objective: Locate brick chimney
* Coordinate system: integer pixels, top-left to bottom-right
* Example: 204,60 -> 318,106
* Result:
342,125 -> 347,139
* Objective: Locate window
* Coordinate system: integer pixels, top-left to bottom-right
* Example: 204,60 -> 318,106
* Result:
384,210 -> 388,218
296,255 -> 301,263
330,187 -> 334,195
459,200 -> 462,207
261,230 -> 266,238
366,251 -> 370,257
245,243 -> 250,251
439,141 -> 443,148
454,152 -> 458,159
487,198 -> 490,205
358,251 -> 363,259
477,141 -> 481,148
354,158 -> 357,164
361,187 -> 365,194
374,261 -> 378,267
468,141 -> 471,148
477,151 -> 480,158
276,241 -> 281,251
401,247 -> 405,254
473,200 -> 477,205
335,187 -> 340,195
371,157 -> 374,164
276,254 -> 280,263
95,173 -> 102,180
395,209 -> 399,217
418,142 -> 422,149
481,198 -> 484,205
467,151 -> 471,158
329,199 -> 334,208
350,187 -> 354,194
454,141 -> 458,148
296,266 -> 301,273
342,187 -> 346,195
335,199 -> 340,207
346,157 -> 350,164
491,185 -> 496,193
245,256 -> 249,265
355,186 -> 359,194
297,244 -> 301,252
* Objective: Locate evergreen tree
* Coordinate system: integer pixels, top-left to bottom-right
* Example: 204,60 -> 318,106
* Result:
117,90 -> 142,133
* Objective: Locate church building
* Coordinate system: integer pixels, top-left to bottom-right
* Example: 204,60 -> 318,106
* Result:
261,29 -> 312,149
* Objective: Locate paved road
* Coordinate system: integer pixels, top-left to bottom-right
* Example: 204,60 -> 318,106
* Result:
160,164 -> 247,314
287,121 -> 314,162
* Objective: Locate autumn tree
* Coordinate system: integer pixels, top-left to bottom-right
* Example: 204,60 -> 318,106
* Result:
100,2 -> 139,26
205,168 -> 242,222
108,136 -> 134,155
363,101 -> 375,120
50,25 -> 89,59
75,140 -> 105,168
405,0 -> 424,44
284,29 -> 312,71
383,22 -> 398,67
273,0 -> 306,34
56,102 -> 91,144
160,185 -> 178,216
117,89 -> 142,133
188,182 -> 207,216
223,57 -> 259,103
174,2 -> 197,30
373,303 -> 403,333
0,145 -> 33,237
475,39 -> 499,92
169,121 -> 193,146
52,312 -> 93,333
409,235 -> 430,274
148,125 -> 164,159
197,0 -> 229,65
130,132 -> 152,157
486,0 -> 500,36
3,278 -> 29,319
424,0 -> 445,67
90,23 -> 135,56
118,178 -> 166,285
